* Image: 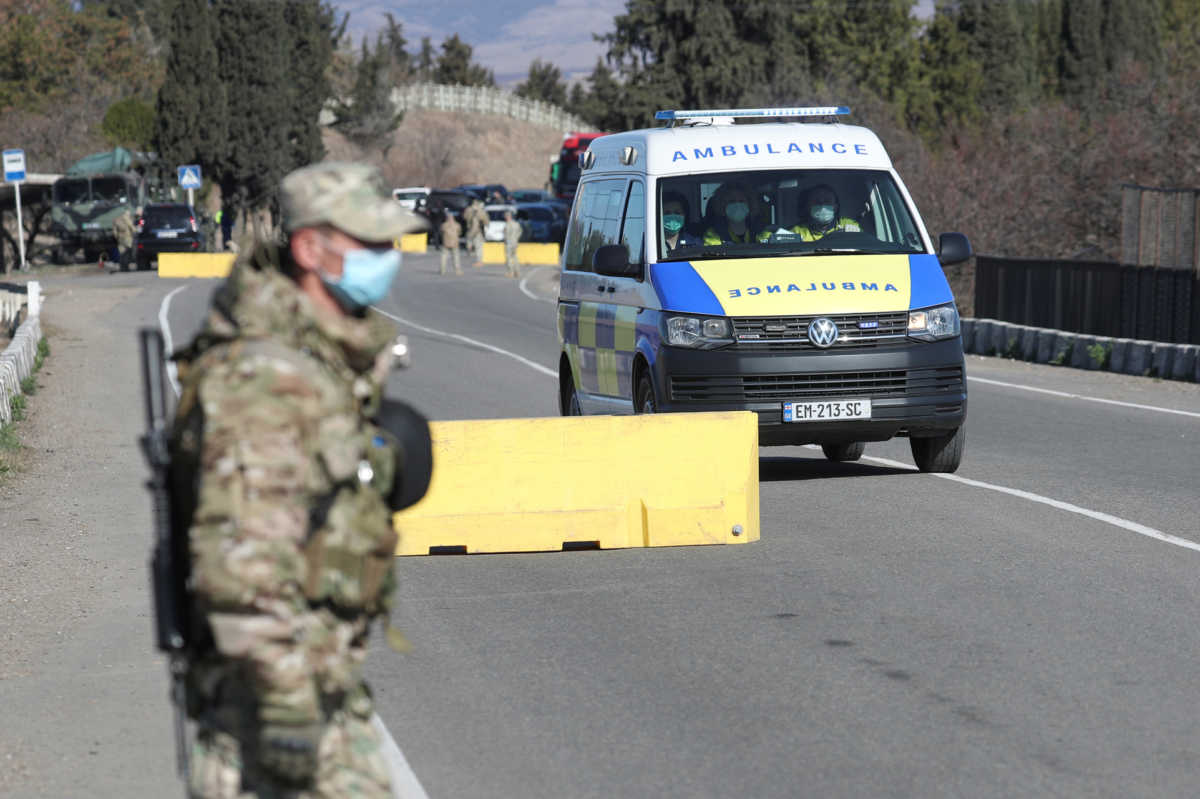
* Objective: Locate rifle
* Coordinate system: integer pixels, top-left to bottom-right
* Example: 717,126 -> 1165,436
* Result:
137,327 -> 191,778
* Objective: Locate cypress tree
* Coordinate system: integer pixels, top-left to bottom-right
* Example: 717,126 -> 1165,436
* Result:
154,0 -> 226,183
212,0 -> 290,223
283,0 -> 339,170
956,0 -> 1034,112
415,37 -> 435,81
1059,0 -> 1163,101
918,2 -> 984,135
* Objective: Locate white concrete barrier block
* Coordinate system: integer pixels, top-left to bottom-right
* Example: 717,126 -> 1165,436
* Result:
972,320 -> 994,354
989,321 -> 1016,358
1123,340 -> 1153,376
1170,345 -> 1197,382
1151,343 -> 1174,378
27,281 -> 40,317
1109,339 -> 1132,373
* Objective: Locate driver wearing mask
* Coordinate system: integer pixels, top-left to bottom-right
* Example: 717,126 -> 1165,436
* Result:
788,184 -> 861,241
661,191 -> 700,255
702,184 -> 763,245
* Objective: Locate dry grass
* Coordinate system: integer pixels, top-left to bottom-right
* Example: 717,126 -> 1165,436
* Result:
322,110 -> 567,193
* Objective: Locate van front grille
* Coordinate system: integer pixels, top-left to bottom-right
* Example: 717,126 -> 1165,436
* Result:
670,367 -> 964,402
732,312 -> 909,351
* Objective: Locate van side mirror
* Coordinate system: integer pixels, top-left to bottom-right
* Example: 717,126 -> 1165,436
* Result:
593,244 -> 640,277
937,232 -> 972,266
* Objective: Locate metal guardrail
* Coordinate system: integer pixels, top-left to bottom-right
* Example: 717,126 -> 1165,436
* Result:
974,256 -> 1200,345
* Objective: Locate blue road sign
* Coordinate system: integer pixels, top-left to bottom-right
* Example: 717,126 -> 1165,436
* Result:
178,165 -> 202,190
4,149 -> 26,182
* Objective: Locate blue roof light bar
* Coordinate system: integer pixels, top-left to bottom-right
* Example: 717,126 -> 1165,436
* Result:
655,106 -> 851,121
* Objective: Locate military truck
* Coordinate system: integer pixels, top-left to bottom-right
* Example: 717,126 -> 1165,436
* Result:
49,147 -> 150,263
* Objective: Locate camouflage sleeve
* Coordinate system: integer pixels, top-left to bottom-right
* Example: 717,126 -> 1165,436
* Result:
188,350 -> 335,726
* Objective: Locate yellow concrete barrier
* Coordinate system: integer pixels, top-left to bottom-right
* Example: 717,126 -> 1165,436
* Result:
480,242 -> 560,265
394,412 -> 759,555
158,252 -> 236,279
399,233 -> 427,253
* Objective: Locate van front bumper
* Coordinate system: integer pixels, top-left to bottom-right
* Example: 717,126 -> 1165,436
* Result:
651,338 -> 967,446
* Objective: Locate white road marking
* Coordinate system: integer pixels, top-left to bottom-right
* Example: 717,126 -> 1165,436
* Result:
372,713 -> 432,799
159,284 -> 432,798
374,307 -> 557,378
803,444 -> 1199,554
968,375 -> 1200,420
519,266 -> 556,304
157,284 -> 189,397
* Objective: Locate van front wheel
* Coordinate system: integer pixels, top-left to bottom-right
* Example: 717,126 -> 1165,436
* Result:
562,379 -> 582,416
910,426 -> 965,473
635,375 -> 656,414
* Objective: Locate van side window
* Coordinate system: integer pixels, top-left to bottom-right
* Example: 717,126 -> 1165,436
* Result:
563,178 -> 627,272
620,181 -> 645,268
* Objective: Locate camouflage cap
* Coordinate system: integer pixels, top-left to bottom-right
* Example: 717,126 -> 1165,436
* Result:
280,162 -> 427,241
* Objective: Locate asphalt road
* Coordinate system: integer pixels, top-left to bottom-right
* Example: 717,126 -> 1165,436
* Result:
3,253 -> 1198,798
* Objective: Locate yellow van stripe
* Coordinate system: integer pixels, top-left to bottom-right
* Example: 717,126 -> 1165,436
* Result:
690,254 -> 911,315
614,305 -> 638,352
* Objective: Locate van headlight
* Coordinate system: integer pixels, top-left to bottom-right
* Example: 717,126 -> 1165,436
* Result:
666,315 -> 733,349
908,303 -> 960,341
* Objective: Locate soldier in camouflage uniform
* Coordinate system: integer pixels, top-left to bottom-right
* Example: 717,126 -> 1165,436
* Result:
170,162 -> 425,798
503,210 -> 522,279
112,206 -> 136,271
464,198 -> 487,266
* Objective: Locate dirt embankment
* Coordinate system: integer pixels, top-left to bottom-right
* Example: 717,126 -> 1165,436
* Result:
323,110 -> 568,193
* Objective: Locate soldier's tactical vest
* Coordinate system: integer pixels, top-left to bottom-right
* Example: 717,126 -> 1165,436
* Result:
172,337 -> 398,617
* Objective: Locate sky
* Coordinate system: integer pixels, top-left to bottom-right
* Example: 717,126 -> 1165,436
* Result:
334,1 -> 937,89
334,0 -> 628,86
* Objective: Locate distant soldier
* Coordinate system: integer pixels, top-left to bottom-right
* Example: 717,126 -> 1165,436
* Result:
112,206 -> 136,271
170,162 -> 426,799
440,213 -> 462,275
503,210 -> 522,278
464,198 -> 487,266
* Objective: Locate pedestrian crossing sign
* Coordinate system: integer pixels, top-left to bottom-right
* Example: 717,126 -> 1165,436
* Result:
178,165 -> 202,190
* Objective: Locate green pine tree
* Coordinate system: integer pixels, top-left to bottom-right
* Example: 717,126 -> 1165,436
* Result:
333,36 -> 403,153
515,59 -> 568,107
433,34 -> 494,86
578,59 -> 624,131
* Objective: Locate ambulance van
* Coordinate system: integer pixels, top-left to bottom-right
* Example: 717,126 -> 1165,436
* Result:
555,107 -> 971,472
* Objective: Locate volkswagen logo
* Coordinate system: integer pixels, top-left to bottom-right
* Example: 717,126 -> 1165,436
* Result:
807,317 -> 839,348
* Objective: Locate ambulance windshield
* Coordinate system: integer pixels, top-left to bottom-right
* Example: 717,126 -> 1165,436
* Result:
657,169 -> 923,261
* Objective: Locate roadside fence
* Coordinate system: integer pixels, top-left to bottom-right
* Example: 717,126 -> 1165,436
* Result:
320,82 -> 591,132
974,256 -> 1200,346
1,281 -> 41,426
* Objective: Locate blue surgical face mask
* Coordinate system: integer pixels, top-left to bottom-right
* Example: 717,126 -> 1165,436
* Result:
726,202 -> 749,223
811,205 -> 836,225
320,246 -> 402,313
663,214 -> 685,234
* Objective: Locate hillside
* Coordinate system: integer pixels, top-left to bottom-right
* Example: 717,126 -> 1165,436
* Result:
322,109 -> 569,193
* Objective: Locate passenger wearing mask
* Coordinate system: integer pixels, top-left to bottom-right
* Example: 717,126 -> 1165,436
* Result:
703,184 -> 763,245
660,191 -> 700,255
788,184 -> 861,241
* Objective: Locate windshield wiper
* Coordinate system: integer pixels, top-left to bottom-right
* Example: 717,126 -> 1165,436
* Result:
774,247 -> 871,256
